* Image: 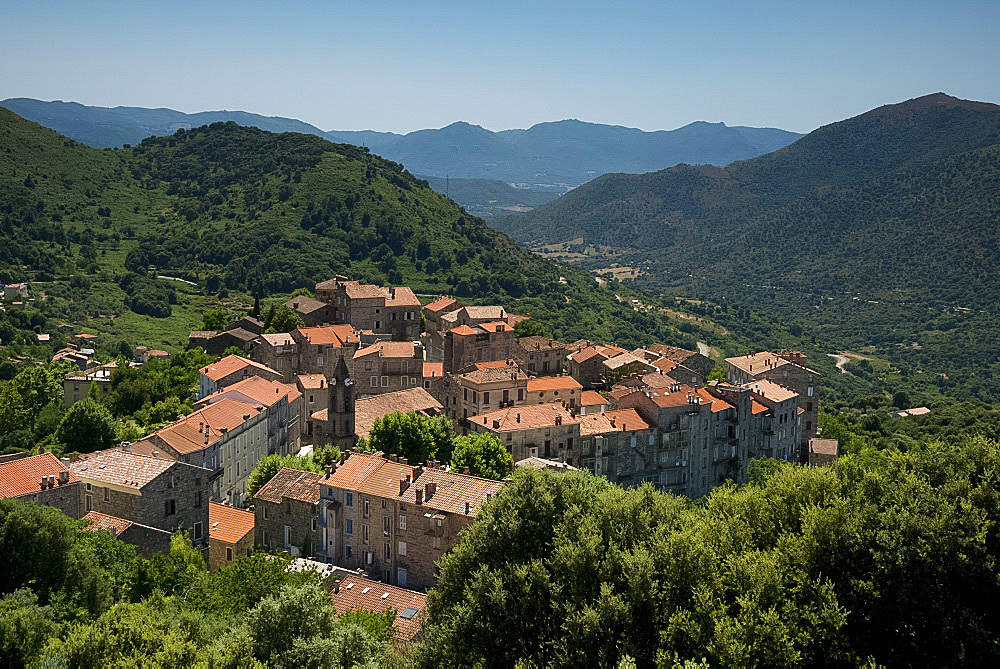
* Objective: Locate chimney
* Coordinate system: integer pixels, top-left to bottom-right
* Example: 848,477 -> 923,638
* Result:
400,477 -> 409,494
199,421 -> 204,433
411,465 -> 421,482
465,501 -> 471,514
331,462 -> 337,474
59,470 -> 68,485
516,413 -> 521,423
610,417 -> 616,428
415,486 -> 424,504
325,467 -> 331,479
555,413 -> 562,426
463,465 -> 470,475
401,457 -> 408,465
425,481 -> 437,498
39,476 -> 46,490
48,474 -> 55,488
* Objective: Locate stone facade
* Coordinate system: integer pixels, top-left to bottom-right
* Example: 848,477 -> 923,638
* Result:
512,337 -> 569,376
15,478 -> 82,518
439,323 -> 514,373
351,342 -> 426,398
251,333 -> 298,383
329,282 -> 421,341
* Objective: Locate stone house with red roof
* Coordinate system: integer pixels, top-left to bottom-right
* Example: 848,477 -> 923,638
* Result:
208,502 -> 255,570
436,321 -> 514,373
251,332 -> 298,382
330,574 -> 427,641
291,325 -> 360,377
351,341 -> 426,398
468,402 -> 581,463
327,281 -> 421,341
82,511 -> 172,557
725,351 -> 820,447
0,452 -> 81,518
512,336 -> 569,376
198,354 -> 281,400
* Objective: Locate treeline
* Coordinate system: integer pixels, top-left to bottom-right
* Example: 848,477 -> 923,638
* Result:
418,438 -> 1000,667
0,500 -> 401,667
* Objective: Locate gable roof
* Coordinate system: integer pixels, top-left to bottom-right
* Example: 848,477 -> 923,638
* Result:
81,511 -> 134,535
527,376 -> 583,392
296,374 -> 326,390
580,390 -> 608,407
471,402 -> 579,432
385,286 -> 420,307
71,450 -> 176,489
254,468 -> 323,504
354,388 -> 443,440
515,336 -> 567,352
145,398 -> 260,455
578,408 -> 653,435
330,575 -> 427,641
461,305 -> 506,320
260,332 -> 295,347
0,453 -> 77,498
748,379 -> 798,404
286,296 -> 330,315
198,376 -> 301,409
200,355 -> 278,382
295,324 -> 358,347
459,363 -> 527,384
422,362 -> 444,379
423,296 -> 458,314
209,502 -> 255,543
696,388 -> 734,412
354,341 -> 421,359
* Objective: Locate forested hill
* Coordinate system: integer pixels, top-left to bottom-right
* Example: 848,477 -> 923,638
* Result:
0,106 -> 701,349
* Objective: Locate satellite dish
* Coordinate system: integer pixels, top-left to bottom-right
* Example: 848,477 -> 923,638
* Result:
330,378 -> 337,385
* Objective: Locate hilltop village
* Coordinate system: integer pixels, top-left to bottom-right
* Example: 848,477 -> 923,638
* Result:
1,276 -> 836,640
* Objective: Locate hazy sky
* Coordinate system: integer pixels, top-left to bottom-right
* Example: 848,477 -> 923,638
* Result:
3,1 -> 999,134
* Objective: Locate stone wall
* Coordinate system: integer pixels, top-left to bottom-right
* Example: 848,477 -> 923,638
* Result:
17,481 -> 82,519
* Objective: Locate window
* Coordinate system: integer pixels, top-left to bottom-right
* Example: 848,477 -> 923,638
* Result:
312,517 -> 317,532
517,388 -> 524,401
399,515 -> 407,530
363,524 -> 370,542
346,492 -> 353,507
263,507 -> 269,520
346,545 -> 352,559
384,542 -> 391,560
398,541 -> 407,556
463,388 -> 468,401
371,376 -> 378,387
227,547 -> 233,561
194,491 -> 201,508
807,386 -> 814,397
433,536 -> 441,550
483,391 -> 490,405
346,519 -> 353,534
169,474 -> 175,489
194,522 -> 203,541
284,525 -> 291,547
383,516 -> 390,534
309,394 -> 314,403
397,567 -> 407,585
363,499 -> 370,516
164,499 -> 176,516
381,376 -> 388,387
103,487 -> 109,502
86,482 -> 92,491
263,530 -> 269,546
317,356 -> 324,366
86,495 -> 92,512
381,499 -> 386,509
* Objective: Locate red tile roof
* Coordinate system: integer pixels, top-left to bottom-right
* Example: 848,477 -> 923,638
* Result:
198,376 -> 301,409
751,400 -> 769,415
200,355 -> 278,382
149,398 -> 261,455
81,511 -> 133,535
696,388 -> 734,412
71,450 -> 175,488
385,286 -> 420,307
286,296 -> 330,314
578,409 -> 653,435
296,324 -> 358,346
450,325 -> 477,336
330,575 -> 427,641
748,379 -> 798,403
354,341 -> 421,359
209,502 -> 255,543
254,468 -> 323,504
296,374 -> 326,390
0,453 -> 77,498
423,296 -> 458,314
471,403 -> 579,432
422,362 -> 444,379
354,388 -> 443,439
527,376 -> 583,393
580,390 -> 607,407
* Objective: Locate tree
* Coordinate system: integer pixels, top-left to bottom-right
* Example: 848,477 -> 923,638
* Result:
450,433 -> 512,480
130,532 -> 206,600
54,399 -> 118,453
199,309 -> 228,331
0,383 -> 29,443
266,305 -> 305,334
362,412 -> 443,465
251,293 -> 261,318
10,366 -> 60,428
246,453 -> 319,499
513,318 -> 551,339
222,345 -> 245,358
892,391 -> 910,410
0,589 -> 61,668
290,287 -> 314,298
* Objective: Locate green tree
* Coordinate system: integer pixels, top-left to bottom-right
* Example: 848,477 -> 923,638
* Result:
190,552 -> 319,617
54,398 -> 118,453
131,532 -> 206,600
0,589 -> 61,668
513,318 -> 551,338
450,433 -> 513,480
892,390 -> 910,410
361,412 -> 445,465
199,309 -> 229,331
10,366 -> 60,428
221,345 -> 246,358
290,287 -> 314,298
0,383 -> 30,445
266,305 -> 305,334
246,453 -> 320,499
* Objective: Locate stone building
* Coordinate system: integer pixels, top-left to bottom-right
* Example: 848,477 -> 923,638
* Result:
198,354 -> 281,400
725,351 -> 820,447
329,282 -> 421,341
254,468 -> 323,557
251,333 -> 297,383
436,322 -> 514,373
0,452 -> 81,518
81,511 -> 172,557
808,438 -> 839,467
296,374 -> 329,443
525,375 -> 583,410
430,361 -> 528,429
286,296 -> 338,327
330,574 -> 427,641
577,409 -> 656,484
351,341 -> 426,398
291,325 -> 360,377
746,379 -> 801,462
314,275 -> 350,304
353,388 -> 443,441
512,337 -> 569,376
63,362 -> 116,406
70,449 -> 212,546
208,502 -> 255,570
566,343 -> 627,388
188,328 -> 258,356
421,296 -> 466,334
468,402 -> 581,463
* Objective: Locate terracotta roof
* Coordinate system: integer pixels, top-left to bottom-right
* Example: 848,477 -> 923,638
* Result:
385,286 -> 420,307
471,402 -> 579,432
527,376 -> 583,392
350,453 -> 505,517
254,468 -> 323,504
311,408 -> 328,421
422,362 -> 443,379
354,341 -> 421,359
354,388 -> 443,439
751,400 -> 769,415
330,575 -> 427,641
260,333 -> 295,347
0,453 -> 77,498
652,358 -> 677,373
296,324 -> 357,346
71,450 -> 176,489
748,379 -> 798,404
200,355 -> 278,382
648,344 -> 699,363
286,296 -> 330,314
297,374 -> 326,390
124,440 -> 177,460
568,346 -> 605,364
74,333 -> 97,339
580,390 -> 607,407
603,352 -> 651,371
696,388 -> 734,412
641,371 -> 678,388
450,325 -> 477,336
578,409 -> 653,435
459,364 -> 527,385
477,321 -> 512,333
81,511 -> 133,535
344,283 -> 387,299
143,398 -> 257,455
634,385 -> 699,408
325,451 -> 387,489
315,278 -> 342,290
472,360 -> 514,370
209,502 -> 255,543
423,296 -> 458,314
198,376 -> 301,409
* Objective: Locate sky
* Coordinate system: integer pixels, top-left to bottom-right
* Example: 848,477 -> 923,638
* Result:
2,1 -> 999,134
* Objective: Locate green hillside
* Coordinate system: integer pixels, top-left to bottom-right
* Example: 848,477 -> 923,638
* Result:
495,94 -> 1000,402
0,106 -> 712,356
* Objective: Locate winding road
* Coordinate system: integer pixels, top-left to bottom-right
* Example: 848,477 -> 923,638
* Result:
697,342 -> 710,357
827,353 -> 849,373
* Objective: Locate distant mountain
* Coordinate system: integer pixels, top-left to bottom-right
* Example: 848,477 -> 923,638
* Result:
415,175 -> 559,218
0,98 -> 327,148
3,98 -> 803,194
497,93 -> 1000,400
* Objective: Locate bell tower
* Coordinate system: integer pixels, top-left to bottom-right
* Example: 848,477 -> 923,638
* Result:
328,355 -> 357,448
